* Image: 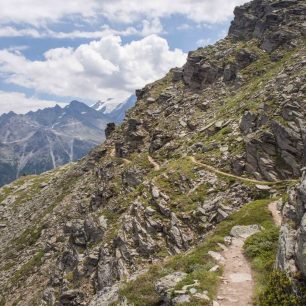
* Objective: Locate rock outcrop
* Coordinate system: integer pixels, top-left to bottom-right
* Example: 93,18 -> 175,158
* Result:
277,171 -> 306,276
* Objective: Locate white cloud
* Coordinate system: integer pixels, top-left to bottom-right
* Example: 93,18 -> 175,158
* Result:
0,0 -> 248,26
196,38 -> 212,47
97,0 -> 248,24
0,19 -> 163,39
0,0 -> 98,26
177,24 -> 192,31
0,91 -> 67,115
0,26 -> 41,38
0,34 -> 186,104
140,18 -> 163,36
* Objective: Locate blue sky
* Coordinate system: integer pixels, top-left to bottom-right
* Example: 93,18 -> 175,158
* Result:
0,0 -> 247,114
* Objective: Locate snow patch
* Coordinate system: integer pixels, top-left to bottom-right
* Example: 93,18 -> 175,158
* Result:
91,96 -> 130,114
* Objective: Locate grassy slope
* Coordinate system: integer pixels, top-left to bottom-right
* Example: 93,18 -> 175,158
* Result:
119,198 -> 276,305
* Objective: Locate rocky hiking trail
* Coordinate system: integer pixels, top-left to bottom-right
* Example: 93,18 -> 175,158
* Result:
213,200 -> 282,306
148,155 -> 161,171
117,152 -> 297,187
215,235 -> 253,306
268,200 -> 282,226
188,156 -> 298,186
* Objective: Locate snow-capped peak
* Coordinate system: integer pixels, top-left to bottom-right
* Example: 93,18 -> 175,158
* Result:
91,96 -> 133,114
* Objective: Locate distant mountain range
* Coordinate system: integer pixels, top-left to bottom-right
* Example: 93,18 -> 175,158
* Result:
0,96 -> 136,186
92,95 -> 136,122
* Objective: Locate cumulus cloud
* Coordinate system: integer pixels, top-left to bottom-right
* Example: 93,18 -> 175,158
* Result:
0,91 -> 67,114
0,0 -> 247,26
177,24 -> 192,31
0,34 -> 186,103
0,0 -> 98,26
0,19 -> 164,39
141,18 -> 163,36
99,0 -> 248,24
196,38 -> 212,47
0,26 -> 42,37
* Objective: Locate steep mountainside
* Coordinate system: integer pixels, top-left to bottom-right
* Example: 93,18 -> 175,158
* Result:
0,101 -> 113,186
0,0 -> 305,305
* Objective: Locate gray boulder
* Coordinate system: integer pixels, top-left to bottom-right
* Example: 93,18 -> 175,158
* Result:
230,224 -> 261,239
105,123 -> 116,138
155,272 -> 187,304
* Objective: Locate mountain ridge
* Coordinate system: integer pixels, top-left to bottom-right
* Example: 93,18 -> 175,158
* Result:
0,96 -> 136,186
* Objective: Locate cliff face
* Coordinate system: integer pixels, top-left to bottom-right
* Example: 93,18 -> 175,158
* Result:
277,173 -> 306,276
0,0 -> 305,305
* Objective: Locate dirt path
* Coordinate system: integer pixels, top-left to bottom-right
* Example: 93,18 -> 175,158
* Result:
148,156 -> 160,171
215,238 -> 253,306
110,147 -> 116,157
268,200 -> 282,226
215,201 -> 283,305
109,147 -> 131,164
188,156 -> 298,186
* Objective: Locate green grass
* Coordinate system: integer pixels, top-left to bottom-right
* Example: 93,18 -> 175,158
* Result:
0,186 -> 12,204
151,158 -> 211,214
244,224 -> 280,303
214,199 -> 273,237
13,224 -> 44,251
1,261 -> 16,271
10,249 -> 45,286
154,158 -> 197,194
0,296 -> 5,306
129,152 -> 154,170
119,198 -> 275,305
243,210 -> 306,305
119,265 -> 164,305
241,199 -> 306,305
256,271 -> 306,306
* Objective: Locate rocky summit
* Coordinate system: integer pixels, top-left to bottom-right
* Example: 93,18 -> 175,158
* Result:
0,0 -> 305,305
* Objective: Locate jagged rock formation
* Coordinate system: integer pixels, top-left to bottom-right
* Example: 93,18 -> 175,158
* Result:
277,171 -> 306,276
0,0 -> 305,305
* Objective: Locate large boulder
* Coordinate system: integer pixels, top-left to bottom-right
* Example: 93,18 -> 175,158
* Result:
155,272 -> 187,304
230,224 -> 261,239
60,290 -> 85,306
105,123 -> 116,138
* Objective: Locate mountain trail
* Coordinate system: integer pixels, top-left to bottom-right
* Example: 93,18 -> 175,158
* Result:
188,156 -> 298,185
110,146 -> 131,164
148,155 -> 160,171
268,200 -> 282,226
215,200 -> 283,305
215,237 -> 253,306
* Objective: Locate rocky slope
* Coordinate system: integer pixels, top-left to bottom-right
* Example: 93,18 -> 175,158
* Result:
0,99 -> 133,187
0,0 -> 305,305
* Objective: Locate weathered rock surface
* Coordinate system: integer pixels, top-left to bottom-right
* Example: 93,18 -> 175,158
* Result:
277,171 -> 306,276
155,272 -> 187,303
230,224 -> 261,239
